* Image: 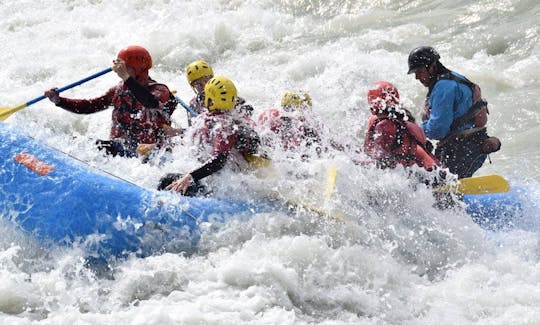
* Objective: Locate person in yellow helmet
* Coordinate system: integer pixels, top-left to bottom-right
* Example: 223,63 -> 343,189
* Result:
280,91 -> 313,111
185,60 -> 214,116
257,90 -> 322,156
159,76 -> 261,196
184,60 -> 254,124
139,61 -> 258,163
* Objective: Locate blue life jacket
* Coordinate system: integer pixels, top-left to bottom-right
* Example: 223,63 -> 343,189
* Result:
421,71 -> 475,140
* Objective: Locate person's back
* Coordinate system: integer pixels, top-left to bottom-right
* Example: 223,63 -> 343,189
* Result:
109,78 -> 176,146
363,81 -> 439,171
407,46 -> 500,178
189,111 -> 258,166
422,72 -> 475,139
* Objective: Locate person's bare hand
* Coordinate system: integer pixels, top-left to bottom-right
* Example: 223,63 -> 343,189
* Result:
162,124 -> 183,136
44,88 -> 60,104
166,173 -> 194,194
136,143 -> 156,157
112,59 -> 130,81
169,174 -> 193,195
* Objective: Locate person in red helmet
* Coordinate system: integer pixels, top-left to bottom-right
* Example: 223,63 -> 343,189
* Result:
44,45 -> 178,158
363,81 -> 440,172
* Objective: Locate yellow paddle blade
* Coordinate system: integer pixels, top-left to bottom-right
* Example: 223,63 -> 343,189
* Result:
244,154 -> 271,168
325,165 -> 337,200
0,103 -> 28,121
264,162 -> 343,220
436,174 -> 510,195
457,174 -> 510,194
282,195 -> 344,221
289,163 -> 341,220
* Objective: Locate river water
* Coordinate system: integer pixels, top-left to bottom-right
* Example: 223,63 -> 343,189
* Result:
1,0 -> 540,324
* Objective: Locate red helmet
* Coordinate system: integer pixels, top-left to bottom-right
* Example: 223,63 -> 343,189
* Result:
117,45 -> 152,79
367,81 -> 400,114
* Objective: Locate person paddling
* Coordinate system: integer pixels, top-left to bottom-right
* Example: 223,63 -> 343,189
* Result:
160,76 -> 261,196
407,46 -> 500,178
44,45 -> 177,157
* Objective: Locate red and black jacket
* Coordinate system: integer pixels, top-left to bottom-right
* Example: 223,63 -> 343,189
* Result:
56,77 -> 177,148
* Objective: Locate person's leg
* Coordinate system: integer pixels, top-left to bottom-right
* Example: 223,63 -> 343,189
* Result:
95,139 -> 137,158
436,131 -> 487,179
457,131 -> 488,178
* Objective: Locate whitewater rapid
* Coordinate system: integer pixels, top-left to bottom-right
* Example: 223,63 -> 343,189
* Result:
1,0 -> 540,324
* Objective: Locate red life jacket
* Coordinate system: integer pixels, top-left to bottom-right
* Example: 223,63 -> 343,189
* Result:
110,81 -> 176,146
192,112 -> 260,158
364,114 -> 440,170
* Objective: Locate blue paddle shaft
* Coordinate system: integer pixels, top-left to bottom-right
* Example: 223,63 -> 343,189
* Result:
176,96 -> 198,117
25,67 -> 113,107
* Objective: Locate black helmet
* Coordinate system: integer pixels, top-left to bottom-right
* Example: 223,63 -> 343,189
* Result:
407,46 -> 440,74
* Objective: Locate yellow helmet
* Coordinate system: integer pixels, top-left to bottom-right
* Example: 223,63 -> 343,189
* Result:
186,60 -> 214,84
281,91 -> 313,110
204,76 -> 237,111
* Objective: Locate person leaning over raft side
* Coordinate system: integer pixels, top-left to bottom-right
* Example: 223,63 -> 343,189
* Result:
407,46 -> 501,178
44,45 -> 177,158
161,76 -> 261,196
363,81 -> 441,172
363,81 -> 455,208
257,91 -> 322,154
185,60 -> 254,125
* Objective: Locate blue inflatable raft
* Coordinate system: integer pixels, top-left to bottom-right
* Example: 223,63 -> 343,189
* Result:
0,123 -> 277,258
464,186 -> 529,230
0,123 -> 535,259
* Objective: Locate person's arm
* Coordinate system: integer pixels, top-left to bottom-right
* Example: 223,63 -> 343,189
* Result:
421,81 -> 456,140
190,152 -> 228,181
166,153 -> 228,194
124,77 -> 160,108
45,87 -> 115,114
113,56 -> 173,111
193,130 -> 237,180
167,129 -> 236,194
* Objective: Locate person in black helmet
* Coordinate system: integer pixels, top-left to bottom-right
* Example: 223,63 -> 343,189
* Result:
407,46 -> 500,179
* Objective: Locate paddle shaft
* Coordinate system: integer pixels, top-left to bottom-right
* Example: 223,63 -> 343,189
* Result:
175,96 -> 198,117
27,67 -> 113,106
0,68 -> 113,121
